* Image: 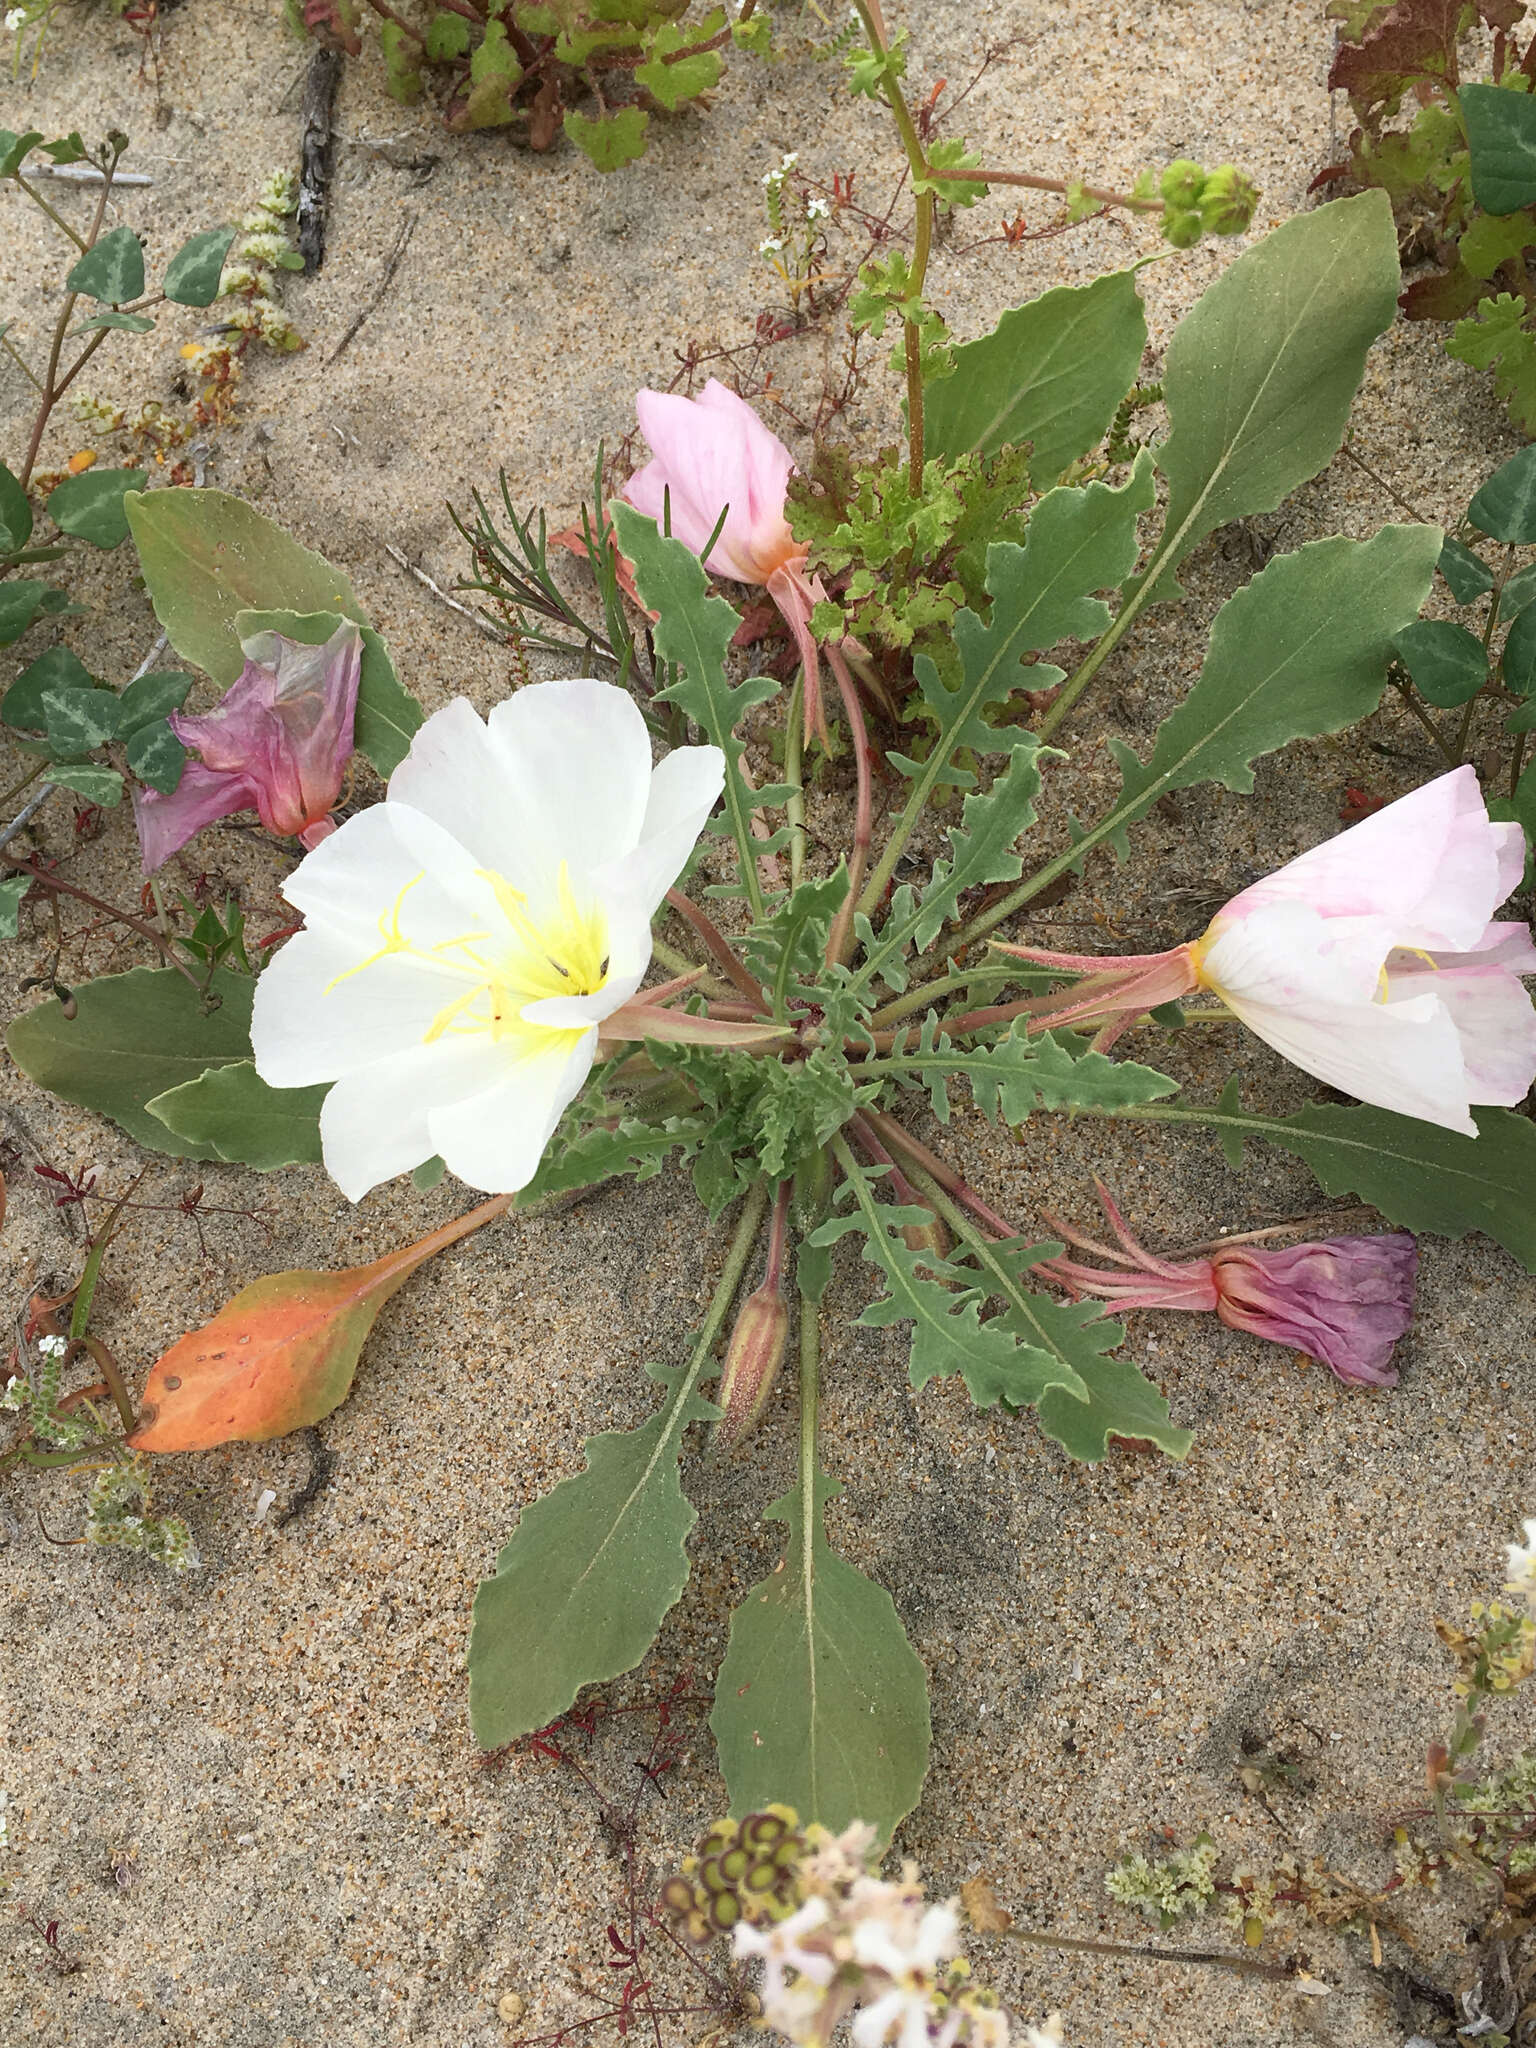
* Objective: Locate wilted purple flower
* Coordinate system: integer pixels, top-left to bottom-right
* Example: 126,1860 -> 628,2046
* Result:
133,620 -> 362,874
1037,1182 -> 1417,1388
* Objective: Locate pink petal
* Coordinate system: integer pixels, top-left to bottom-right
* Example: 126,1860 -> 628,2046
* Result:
625,384 -> 799,584
132,759 -> 251,875
1213,1234 -> 1417,1386
1387,958 -> 1536,1106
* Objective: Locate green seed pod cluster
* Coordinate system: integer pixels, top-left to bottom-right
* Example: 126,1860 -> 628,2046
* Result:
1158,159 -> 1260,248
660,1806 -> 808,1944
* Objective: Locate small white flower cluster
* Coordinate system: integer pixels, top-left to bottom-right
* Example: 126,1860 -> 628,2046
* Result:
1,1376 -> 24,1413
37,1335 -> 68,1360
4,9 -> 29,33
763,151 -> 800,188
731,1821 -> 1030,2048
806,196 -> 832,222
760,237 -> 786,257
1505,1519 -> 1536,1605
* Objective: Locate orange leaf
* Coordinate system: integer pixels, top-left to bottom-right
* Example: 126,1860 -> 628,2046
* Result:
128,1194 -> 510,1452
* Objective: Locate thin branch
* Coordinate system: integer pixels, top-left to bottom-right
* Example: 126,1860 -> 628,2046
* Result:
664,889 -> 766,1008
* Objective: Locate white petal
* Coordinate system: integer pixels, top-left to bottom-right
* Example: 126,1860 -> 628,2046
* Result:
251,924 -> 466,1087
385,699 -> 534,883
427,1028 -> 598,1192
520,965 -> 648,1030
318,1038 -> 513,1201
597,744 -> 726,927
483,678 -> 655,896
1220,983 -> 1476,1133
1199,900 -> 1388,1010
279,802 -> 476,944
1388,961 -> 1536,1106
1421,919 -> 1536,974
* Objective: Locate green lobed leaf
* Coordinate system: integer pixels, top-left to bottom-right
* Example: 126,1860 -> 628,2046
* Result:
161,226 -> 238,307
65,225 -> 146,305
1137,191 -> 1401,601
611,503 -> 777,910
47,468 -> 147,550
145,1060 -> 328,1169
710,1467 -> 931,1840
1036,1345 -> 1193,1463
563,107 -> 649,172
5,965 -> 255,1156
0,461 -> 33,554
1161,1099 -> 1536,1273
893,449 -> 1155,792
867,1022 -> 1180,1126
518,1112 -> 715,1205
468,1362 -> 717,1747
1469,443 -> 1536,544
1103,525 -> 1441,843
1447,294 -> 1536,436
636,16 -> 724,108
232,607 -> 422,777
1462,82 -> 1536,217
1393,618 -> 1489,707
923,268 -> 1149,477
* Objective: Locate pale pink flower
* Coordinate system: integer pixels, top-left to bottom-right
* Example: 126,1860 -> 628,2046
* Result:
998,767 -> 1536,1134
133,621 -> 362,874
621,379 -> 855,741
1038,1184 -> 1418,1388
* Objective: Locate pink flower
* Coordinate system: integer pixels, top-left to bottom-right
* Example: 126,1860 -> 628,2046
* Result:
620,379 -> 856,743
998,767 -> 1536,1133
622,379 -> 802,585
1038,1184 -> 1417,1388
133,621 -> 362,874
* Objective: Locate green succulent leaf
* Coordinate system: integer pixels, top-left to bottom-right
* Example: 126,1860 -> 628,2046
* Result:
1462,82 -> 1536,217
0,461 -> 33,554
923,267 -> 1149,477
5,965 -> 255,1155
468,1360 -> 717,1747
47,468 -> 147,550
1136,190 -> 1402,602
125,718 -> 188,793
1393,618 -> 1489,707
145,1060 -> 328,1169
1469,443 -> 1536,544
1159,1098 -> 1536,1273
161,226 -> 238,307
65,225 -> 146,305
711,1466 -> 931,1840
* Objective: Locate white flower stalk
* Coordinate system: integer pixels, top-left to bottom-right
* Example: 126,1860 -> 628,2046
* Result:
251,679 -> 723,1199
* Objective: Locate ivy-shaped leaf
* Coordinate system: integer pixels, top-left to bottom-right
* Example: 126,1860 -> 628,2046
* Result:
47,468 -> 146,550
563,108 -> 650,172
161,227 -> 238,308
65,225 -> 145,305
711,1467 -> 931,1839
2,645 -> 97,729
636,14 -> 725,109
0,460 -> 33,554
468,1361 -> 717,1747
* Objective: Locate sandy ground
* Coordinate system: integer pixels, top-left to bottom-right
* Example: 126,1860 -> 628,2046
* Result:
2,4 -> 1535,2046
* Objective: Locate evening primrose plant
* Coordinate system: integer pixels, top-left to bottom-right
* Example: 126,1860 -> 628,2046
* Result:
10,190 -> 1536,1838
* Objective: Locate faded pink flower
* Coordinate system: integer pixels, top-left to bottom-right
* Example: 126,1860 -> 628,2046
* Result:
133,620 -> 362,874
998,766 -> 1536,1134
621,379 -> 858,742
1038,1183 -> 1417,1388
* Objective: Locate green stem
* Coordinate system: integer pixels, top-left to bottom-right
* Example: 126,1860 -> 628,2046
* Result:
13,172 -> 89,250
69,1173 -> 143,1343
786,672 -> 807,890
865,960 -> 1027,1031
797,1260 -> 820,1508
1033,579 -> 1152,742
1391,676 -> 1460,771
693,1181 -> 772,1383
1,329 -> 43,394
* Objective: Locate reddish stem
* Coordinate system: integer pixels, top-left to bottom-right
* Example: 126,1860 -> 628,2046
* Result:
862,1107 -> 1022,1242
665,888 -> 766,1009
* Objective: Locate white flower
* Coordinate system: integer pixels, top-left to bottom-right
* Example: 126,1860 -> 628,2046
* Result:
806,196 -> 832,221
1506,1518 -> 1536,1601
5,10 -> 28,33
760,236 -> 786,256
1020,2022 -> 1063,2048
733,1896 -> 836,1991
37,1334 -> 67,1359
1,1377 -> 23,1410
250,679 -> 723,1199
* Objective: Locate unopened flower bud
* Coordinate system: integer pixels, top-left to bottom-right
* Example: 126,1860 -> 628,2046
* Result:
1159,157 -> 1206,209
900,1208 -> 950,1261
1198,164 -> 1259,236
1161,207 -> 1204,249
714,1284 -> 789,1456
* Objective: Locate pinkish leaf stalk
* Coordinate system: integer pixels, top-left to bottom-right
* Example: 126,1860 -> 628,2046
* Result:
714,1179 -> 792,1456
1036,1182 -> 1418,1388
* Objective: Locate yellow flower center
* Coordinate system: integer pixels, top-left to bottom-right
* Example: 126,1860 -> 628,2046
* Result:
324,862 -> 609,1048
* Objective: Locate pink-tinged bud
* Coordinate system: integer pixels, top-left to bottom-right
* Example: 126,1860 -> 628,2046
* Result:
1209,1233 -> 1418,1388
900,1209 -> 950,1260
622,379 -> 803,588
132,620 -> 362,874
713,1284 -> 789,1457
